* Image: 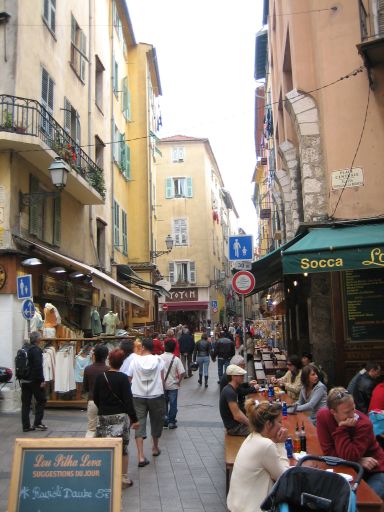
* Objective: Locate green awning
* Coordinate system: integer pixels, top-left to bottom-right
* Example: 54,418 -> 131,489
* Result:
248,234 -> 306,294
282,223 -> 384,274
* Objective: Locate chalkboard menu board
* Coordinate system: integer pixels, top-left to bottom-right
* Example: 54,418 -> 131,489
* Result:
8,439 -> 121,512
344,268 -> 384,341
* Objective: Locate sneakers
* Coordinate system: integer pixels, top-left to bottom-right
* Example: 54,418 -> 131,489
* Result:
122,475 -> 133,488
23,426 -> 35,432
168,423 -> 177,429
34,424 -> 48,431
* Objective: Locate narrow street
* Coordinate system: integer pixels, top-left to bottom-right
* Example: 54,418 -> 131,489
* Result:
0,361 -> 228,512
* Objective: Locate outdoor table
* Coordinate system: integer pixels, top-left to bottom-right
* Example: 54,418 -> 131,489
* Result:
262,353 -> 272,361
254,361 -> 263,371
263,360 -> 276,375
224,392 -> 383,510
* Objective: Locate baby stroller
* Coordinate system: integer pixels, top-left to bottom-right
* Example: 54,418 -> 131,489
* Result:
261,455 -> 364,512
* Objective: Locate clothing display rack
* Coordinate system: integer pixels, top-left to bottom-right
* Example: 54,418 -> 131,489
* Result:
43,335 -> 135,408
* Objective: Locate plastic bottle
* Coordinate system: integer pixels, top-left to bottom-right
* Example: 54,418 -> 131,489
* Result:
300,422 -> 307,452
268,383 -> 274,402
293,423 -> 301,453
282,401 -> 288,418
285,437 -> 293,458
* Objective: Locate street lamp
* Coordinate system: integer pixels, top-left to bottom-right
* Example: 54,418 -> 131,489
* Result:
151,234 -> 174,258
19,157 -> 70,210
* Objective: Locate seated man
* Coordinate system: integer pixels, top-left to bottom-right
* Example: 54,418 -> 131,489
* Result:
316,387 -> 384,499
220,355 -> 259,411
219,364 -> 249,436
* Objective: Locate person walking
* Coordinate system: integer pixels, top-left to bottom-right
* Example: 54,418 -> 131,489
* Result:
214,331 -> 235,383
127,338 -> 165,466
93,348 -> 139,489
83,344 -> 109,437
160,339 -> 185,428
20,331 -> 47,432
178,327 -> 195,378
193,332 -> 212,387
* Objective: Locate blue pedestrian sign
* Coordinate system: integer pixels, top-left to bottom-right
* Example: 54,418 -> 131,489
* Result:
17,275 -> 33,299
22,299 -> 35,320
211,300 -> 218,312
228,235 -> 253,261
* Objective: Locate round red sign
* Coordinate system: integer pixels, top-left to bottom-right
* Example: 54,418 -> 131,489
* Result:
232,271 -> 256,295
162,304 -> 169,311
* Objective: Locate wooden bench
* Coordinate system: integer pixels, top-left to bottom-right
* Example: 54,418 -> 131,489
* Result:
224,434 -> 245,494
254,361 -> 263,371
256,369 -> 266,381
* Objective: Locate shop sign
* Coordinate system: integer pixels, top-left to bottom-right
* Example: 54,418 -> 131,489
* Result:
41,275 -> 66,300
283,246 -> 384,274
168,288 -> 198,302
7,438 -> 122,512
260,208 -> 271,219
331,167 -> 364,190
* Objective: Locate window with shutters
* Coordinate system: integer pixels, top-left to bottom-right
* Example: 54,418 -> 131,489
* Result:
95,136 -> 104,169
169,261 -> 196,284
29,174 -> 61,245
172,146 -> 185,162
43,0 -> 56,34
113,56 -> 119,97
112,0 -> 123,42
173,218 -> 188,246
112,123 -> 120,164
63,98 -> 81,164
121,77 -> 131,120
113,200 -> 120,248
41,67 -> 54,136
121,210 -> 128,255
70,14 -> 87,82
165,177 -> 193,198
95,55 -> 104,111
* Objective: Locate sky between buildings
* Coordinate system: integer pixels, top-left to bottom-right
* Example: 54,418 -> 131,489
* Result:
127,0 -> 263,240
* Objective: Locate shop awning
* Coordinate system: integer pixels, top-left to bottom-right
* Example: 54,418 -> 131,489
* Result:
161,301 -> 209,311
282,223 -> 384,274
14,236 -> 145,307
117,264 -> 170,297
248,234 -> 306,294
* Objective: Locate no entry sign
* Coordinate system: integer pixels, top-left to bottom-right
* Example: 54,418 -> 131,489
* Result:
232,271 -> 256,295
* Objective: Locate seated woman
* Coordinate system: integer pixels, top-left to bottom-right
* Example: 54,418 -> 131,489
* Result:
289,364 -> 327,425
93,348 -> 139,489
271,354 -> 302,400
227,401 -> 289,512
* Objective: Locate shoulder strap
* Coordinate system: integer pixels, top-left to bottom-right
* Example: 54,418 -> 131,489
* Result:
164,356 -> 175,382
103,372 -> 124,405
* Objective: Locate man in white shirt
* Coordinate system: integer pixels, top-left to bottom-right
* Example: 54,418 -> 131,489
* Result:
119,339 -> 136,376
160,339 -> 185,429
127,338 -> 165,467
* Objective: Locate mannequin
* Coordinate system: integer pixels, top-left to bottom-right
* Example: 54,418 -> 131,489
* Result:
102,310 -> 119,335
90,307 -> 102,336
43,302 -> 61,338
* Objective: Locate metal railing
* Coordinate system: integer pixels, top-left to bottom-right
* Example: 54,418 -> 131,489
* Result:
0,94 -> 105,198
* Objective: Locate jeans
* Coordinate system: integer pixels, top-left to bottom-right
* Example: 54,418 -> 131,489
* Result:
180,353 -> 193,377
164,389 -> 178,424
197,355 -> 210,377
21,381 -> 46,429
365,471 -> 384,499
217,358 -> 230,379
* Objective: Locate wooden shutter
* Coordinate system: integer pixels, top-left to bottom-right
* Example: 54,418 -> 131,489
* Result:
64,98 -> 71,132
122,210 -> 127,255
378,0 -> 384,35
50,0 -> 56,32
186,177 -> 193,197
53,195 -> 61,246
114,201 -> 120,247
29,175 -> 43,239
47,74 -> 54,110
125,144 -> 131,179
41,68 -> 48,105
122,77 -> 130,119
80,31 -> 87,81
165,177 -> 174,198
168,262 -> 175,284
189,261 -> 196,283
119,132 -> 125,171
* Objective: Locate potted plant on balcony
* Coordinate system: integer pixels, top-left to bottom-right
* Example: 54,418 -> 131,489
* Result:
0,112 -> 14,131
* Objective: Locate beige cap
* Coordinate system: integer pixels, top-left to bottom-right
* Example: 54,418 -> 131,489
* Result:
226,364 -> 247,376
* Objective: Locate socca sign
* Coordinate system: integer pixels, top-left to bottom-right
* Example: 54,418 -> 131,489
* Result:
8,438 -> 122,512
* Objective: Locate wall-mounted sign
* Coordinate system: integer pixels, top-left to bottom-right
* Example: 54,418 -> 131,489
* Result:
8,438 -> 122,512
168,288 -> 198,302
331,167 -> 364,190
232,271 -> 256,295
17,275 -> 33,300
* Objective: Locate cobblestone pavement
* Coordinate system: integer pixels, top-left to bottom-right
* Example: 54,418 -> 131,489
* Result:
0,360 -> 234,512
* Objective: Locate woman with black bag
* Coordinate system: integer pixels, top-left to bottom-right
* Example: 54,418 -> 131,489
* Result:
193,333 -> 212,388
93,348 -> 139,489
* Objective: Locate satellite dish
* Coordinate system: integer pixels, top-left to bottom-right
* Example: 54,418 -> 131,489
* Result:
155,279 -> 172,291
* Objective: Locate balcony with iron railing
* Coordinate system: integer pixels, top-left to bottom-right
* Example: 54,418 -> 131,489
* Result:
0,94 -> 105,204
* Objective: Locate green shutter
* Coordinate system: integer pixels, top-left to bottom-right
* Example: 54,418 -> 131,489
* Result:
114,200 -> 120,247
120,132 -> 125,171
165,177 -> 174,198
53,195 -> 61,246
186,177 -> 193,197
125,144 -> 131,179
122,77 -> 131,120
29,175 -> 43,239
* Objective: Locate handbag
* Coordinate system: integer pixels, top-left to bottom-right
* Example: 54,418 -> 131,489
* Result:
103,372 -> 125,407
369,410 -> 384,436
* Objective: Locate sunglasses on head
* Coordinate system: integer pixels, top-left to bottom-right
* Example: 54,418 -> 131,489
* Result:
334,390 -> 350,400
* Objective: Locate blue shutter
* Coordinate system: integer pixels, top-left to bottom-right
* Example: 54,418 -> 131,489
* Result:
186,177 -> 193,197
165,177 -> 174,198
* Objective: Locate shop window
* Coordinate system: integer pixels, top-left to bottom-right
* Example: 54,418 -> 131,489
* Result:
173,218 -> 188,246
29,174 -> 61,246
70,14 -> 87,82
95,55 -> 104,111
169,261 -> 196,284
165,177 -> 193,198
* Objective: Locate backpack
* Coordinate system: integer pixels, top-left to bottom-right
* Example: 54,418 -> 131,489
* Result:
15,347 -> 31,380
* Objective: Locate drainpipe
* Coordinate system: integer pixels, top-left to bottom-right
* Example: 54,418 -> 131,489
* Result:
88,0 -> 100,267
110,2 -> 115,267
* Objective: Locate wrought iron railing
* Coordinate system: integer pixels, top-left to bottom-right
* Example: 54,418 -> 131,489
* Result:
0,94 -> 105,198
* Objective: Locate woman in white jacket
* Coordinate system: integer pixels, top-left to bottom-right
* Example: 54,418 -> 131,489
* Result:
227,400 -> 290,512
